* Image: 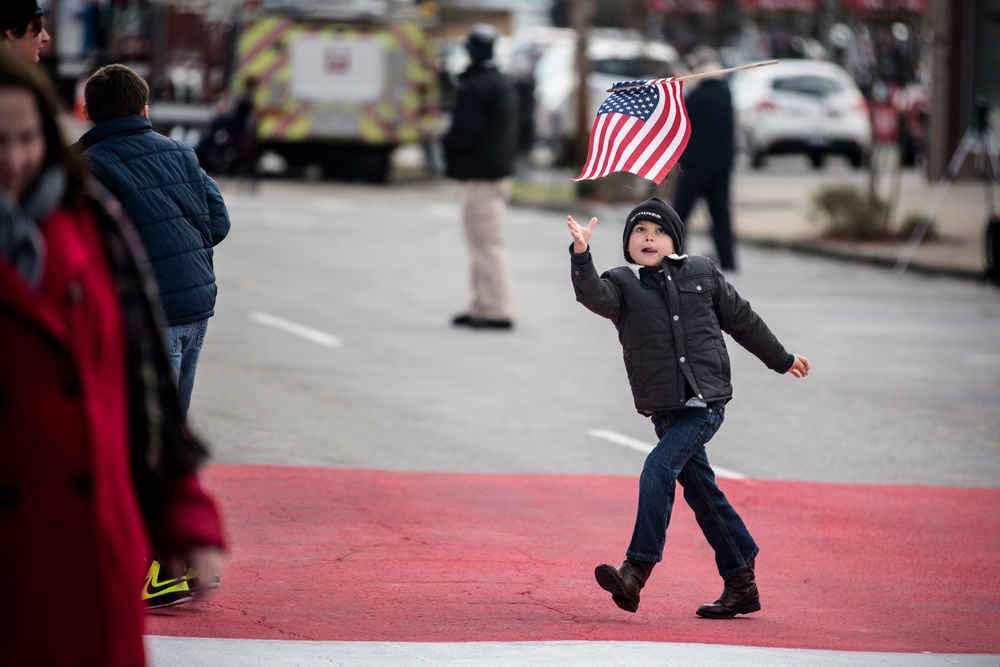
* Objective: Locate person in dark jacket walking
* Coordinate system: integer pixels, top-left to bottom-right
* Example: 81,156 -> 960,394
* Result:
566,196 -> 810,618
443,24 -> 518,330
672,47 -> 738,272
76,64 -> 230,419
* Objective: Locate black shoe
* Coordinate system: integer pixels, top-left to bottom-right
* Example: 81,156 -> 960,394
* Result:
594,559 -> 655,613
696,559 -> 761,619
452,314 -> 514,330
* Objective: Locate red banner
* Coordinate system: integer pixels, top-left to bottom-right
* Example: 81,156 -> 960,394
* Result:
738,0 -> 821,11
839,0 -> 928,12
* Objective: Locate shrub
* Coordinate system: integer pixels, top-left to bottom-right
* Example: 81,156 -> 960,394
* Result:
810,185 -> 890,239
897,212 -> 937,241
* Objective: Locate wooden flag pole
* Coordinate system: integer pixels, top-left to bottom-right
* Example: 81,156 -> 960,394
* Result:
606,59 -> 779,92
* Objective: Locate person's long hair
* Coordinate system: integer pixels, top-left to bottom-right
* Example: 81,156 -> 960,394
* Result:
4,13 -> 44,41
0,49 -> 87,207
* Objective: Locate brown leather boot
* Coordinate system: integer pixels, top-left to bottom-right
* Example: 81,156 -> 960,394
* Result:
696,559 -> 761,619
594,559 -> 655,613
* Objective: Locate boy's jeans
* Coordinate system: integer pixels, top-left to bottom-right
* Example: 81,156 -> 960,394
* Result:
625,403 -> 759,578
162,319 -> 208,420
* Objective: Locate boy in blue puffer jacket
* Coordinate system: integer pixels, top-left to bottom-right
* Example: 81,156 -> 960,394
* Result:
77,64 -> 230,420
567,197 -> 810,619
76,65 -> 230,611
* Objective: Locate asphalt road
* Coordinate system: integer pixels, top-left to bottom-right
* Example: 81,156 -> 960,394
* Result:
189,175 -> 1000,489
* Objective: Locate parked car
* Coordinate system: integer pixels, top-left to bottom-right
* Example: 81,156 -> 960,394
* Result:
532,29 -> 679,164
731,59 -> 872,169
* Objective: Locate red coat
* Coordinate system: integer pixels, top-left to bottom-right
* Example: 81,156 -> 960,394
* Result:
0,203 -> 224,666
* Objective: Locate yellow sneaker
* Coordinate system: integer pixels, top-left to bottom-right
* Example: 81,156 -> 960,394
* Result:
141,559 -> 193,610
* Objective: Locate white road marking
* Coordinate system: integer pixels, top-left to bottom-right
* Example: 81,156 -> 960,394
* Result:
966,353 -> 1000,366
249,311 -> 343,348
587,429 -> 745,480
147,637 -> 999,666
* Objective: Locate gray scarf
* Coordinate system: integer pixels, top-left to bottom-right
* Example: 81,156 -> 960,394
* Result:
0,166 -> 67,289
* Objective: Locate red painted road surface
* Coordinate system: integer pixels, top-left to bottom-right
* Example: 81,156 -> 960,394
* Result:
147,465 -> 1000,654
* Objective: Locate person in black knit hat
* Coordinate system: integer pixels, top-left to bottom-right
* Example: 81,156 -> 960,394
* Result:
443,24 -> 519,330
566,196 -> 810,618
1,0 -> 50,65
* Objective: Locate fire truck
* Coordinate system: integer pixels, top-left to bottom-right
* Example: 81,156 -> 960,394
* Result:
231,0 -> 440,182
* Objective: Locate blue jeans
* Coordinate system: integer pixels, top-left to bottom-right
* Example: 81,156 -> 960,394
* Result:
162,319 -> 208,420
625,403 -> 759,578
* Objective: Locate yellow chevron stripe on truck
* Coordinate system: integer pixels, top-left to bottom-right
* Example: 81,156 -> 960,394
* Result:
237,16 -> 291,72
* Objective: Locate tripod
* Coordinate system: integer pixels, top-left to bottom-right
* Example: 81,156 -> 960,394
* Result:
894,98 -> 1000,277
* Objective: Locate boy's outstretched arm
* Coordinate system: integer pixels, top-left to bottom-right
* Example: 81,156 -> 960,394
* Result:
567,214 -> 624,323
567,215 -> 598,254
786,354 -> 811,378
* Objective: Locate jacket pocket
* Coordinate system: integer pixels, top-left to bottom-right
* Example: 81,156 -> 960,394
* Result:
676,278 -> 715,298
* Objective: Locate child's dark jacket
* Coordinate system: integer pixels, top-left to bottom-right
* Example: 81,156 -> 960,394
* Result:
571,251 -> 792,414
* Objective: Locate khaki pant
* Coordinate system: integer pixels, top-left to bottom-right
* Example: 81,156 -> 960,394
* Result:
460,178 -> 516,320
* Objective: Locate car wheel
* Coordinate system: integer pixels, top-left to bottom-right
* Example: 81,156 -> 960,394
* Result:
749,145 -> 766,170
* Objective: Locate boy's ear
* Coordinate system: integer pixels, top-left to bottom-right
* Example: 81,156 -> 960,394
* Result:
82,103 -> 91,123
140,104 -> 149,118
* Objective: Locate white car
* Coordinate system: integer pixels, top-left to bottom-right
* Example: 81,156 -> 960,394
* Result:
731,59 -> 872,169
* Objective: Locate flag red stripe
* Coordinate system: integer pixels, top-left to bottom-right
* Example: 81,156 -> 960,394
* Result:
648,83 -> 691,182
579,109 -> 645,181
591,115 -> 628,179
602,116 -> 644,177
585,114 -> 638,180
634,82 -> 689,182
578,114 -> 611,180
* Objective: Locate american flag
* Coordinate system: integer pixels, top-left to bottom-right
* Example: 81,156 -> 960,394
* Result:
575,78 -> 691,184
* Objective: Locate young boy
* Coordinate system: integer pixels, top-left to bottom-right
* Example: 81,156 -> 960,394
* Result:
566,196 -> 810,618
76,64 -> 230,420
75,63 -> 230,609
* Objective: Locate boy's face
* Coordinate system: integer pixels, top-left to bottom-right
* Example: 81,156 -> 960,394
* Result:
628,219 -> 676,267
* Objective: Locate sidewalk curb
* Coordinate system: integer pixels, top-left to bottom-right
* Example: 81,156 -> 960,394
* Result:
742,236 -> 995,285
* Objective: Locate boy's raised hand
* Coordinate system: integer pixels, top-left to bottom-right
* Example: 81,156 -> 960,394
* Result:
787,354 -> 811,378
567,215 -> 598,254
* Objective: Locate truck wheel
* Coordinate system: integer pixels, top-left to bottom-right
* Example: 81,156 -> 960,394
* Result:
358,147 -> 391,184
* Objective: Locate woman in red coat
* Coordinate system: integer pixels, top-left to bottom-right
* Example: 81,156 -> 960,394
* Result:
0,51 -> 225,665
